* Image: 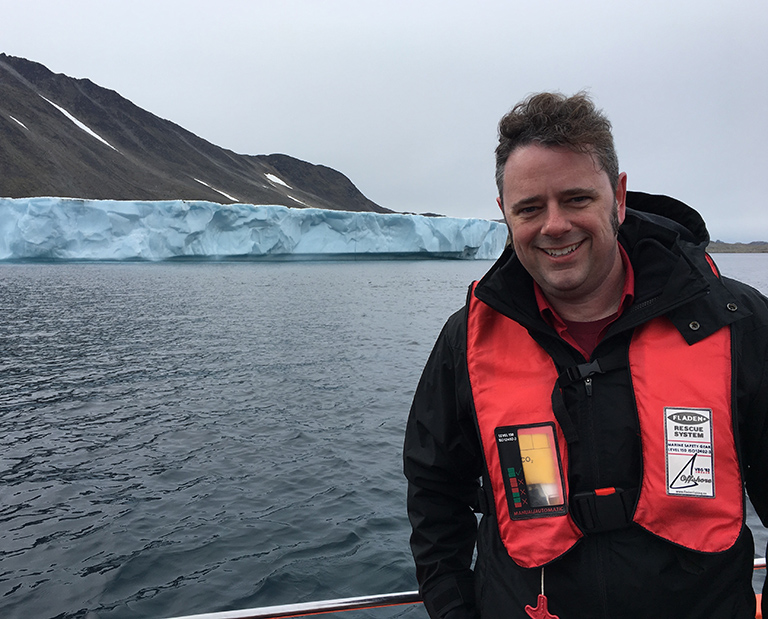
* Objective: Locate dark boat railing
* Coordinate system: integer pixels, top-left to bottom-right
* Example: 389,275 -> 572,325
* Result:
165,558 -> 765,619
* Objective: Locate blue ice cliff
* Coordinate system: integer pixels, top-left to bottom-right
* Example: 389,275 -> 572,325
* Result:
0,198 -> 507,261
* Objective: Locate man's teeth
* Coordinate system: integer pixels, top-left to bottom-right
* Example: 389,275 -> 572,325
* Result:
543,242 -> 581,257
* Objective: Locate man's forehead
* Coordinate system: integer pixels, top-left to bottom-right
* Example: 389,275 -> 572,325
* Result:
501,145 -> 609,195
504,143 -> 602,171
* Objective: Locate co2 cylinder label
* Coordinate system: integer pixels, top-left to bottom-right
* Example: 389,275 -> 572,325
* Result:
495,423 -> 567,519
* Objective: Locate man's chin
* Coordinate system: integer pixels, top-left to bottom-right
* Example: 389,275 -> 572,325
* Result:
538,275 -> 589,301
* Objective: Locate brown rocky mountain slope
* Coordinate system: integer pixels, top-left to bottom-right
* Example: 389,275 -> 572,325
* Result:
0,54 -> 389,213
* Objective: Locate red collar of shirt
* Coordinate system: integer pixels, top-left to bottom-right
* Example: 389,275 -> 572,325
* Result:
534,243 -> 635,359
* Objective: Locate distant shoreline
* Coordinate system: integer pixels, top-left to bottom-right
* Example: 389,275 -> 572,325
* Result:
707,241 -> 768,253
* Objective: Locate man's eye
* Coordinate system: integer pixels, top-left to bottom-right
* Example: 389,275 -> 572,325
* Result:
517,206 -> 539,215
569,196 -> 591,204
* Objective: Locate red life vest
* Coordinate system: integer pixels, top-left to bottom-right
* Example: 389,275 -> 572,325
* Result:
466,288 -> 743,568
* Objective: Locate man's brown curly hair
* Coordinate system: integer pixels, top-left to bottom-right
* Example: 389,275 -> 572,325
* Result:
495,92 -> 619,201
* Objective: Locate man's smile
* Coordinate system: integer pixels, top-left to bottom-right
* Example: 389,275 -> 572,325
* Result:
540,241 -> 584,258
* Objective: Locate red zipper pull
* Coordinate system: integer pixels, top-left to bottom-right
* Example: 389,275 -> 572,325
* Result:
525,568 -> 560,619
525,594 -> 559,619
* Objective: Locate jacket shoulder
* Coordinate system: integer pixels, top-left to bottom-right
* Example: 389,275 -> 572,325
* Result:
440,305 -> 468,350
720,275 -> 768,308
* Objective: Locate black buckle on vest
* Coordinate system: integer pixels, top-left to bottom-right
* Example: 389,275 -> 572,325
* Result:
570,487 -> 637,533
565,359 -> 603,383
560,350 -> 628,388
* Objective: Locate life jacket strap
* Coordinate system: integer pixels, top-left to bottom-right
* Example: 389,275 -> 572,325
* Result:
564,359 -> 604,383
570,487 -> 638,533
558,348 -> 628,388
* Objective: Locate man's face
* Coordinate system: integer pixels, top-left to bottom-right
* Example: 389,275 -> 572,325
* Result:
497,143 -> 627,311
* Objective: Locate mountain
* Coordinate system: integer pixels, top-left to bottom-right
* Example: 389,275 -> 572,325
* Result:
0,54 -> 389,213
707,241 -> 768,253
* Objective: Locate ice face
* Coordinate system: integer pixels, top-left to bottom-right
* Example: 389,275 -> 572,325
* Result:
0,198 -> 507,261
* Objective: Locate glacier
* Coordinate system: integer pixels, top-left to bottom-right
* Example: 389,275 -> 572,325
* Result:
0,197 -> 507,261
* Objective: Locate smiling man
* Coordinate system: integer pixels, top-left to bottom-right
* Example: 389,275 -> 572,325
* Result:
404,92 -> 768,619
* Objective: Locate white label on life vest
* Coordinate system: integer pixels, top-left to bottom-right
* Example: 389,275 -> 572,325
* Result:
664,407 -> 714,497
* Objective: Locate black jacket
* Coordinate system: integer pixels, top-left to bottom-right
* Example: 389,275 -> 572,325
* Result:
404,192 -> 768,619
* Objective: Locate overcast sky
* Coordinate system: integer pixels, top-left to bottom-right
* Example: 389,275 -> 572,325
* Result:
2,0 -> 766,241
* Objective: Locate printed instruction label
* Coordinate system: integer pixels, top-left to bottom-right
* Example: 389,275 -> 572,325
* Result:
664,407 -> 714,498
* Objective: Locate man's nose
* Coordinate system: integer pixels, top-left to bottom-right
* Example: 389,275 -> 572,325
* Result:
541,204 -> 572,236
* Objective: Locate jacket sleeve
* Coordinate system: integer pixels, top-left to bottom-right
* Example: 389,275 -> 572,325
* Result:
729,281 -> 768,616
403,309 -> 483,619
740,331 -> 768,618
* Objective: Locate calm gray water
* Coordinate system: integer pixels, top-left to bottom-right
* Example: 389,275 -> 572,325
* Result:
1,254 -> 766,619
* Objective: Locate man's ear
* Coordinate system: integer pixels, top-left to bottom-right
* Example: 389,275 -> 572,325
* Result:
615,172 -> 628,225
496,196 -> 504,215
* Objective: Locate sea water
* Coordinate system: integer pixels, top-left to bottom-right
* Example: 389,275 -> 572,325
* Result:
1,255 -> 766,619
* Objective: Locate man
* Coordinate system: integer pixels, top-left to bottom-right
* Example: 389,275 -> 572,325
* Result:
404,92 -> 768,619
